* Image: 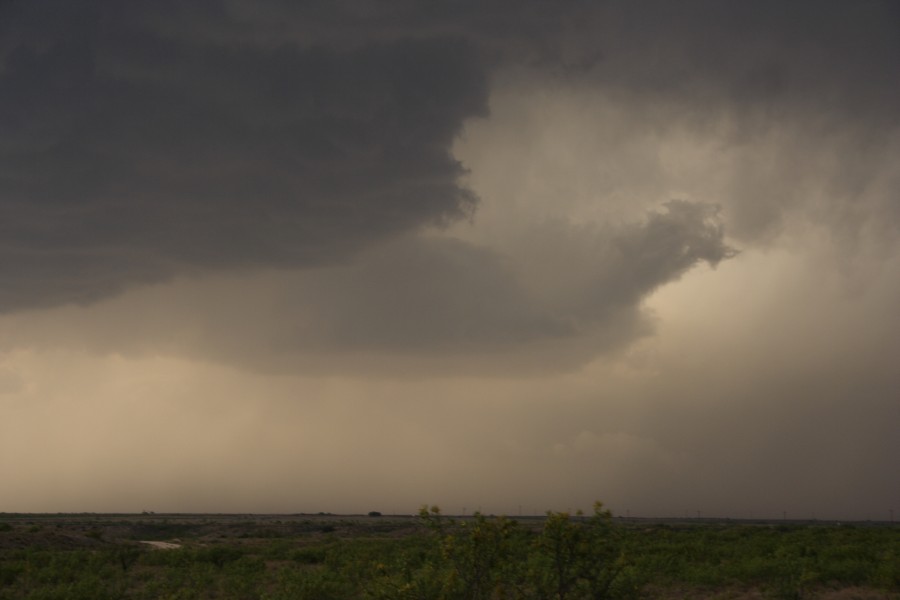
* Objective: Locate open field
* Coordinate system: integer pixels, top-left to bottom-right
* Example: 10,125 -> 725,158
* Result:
0,510 -> 897,599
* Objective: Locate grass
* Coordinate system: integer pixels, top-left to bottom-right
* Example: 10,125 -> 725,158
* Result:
0,512 -> 896,599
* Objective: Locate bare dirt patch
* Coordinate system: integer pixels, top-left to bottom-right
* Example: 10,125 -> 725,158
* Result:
139,540 -> 182,550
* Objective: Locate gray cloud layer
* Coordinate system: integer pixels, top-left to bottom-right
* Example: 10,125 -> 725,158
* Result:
1,201 -> 733,374
3,0 -> 898,313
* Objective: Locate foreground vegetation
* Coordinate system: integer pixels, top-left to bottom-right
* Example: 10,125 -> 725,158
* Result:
0,506 -> 897,599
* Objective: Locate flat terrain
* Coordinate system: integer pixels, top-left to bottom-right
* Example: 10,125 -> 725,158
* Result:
0,512 -> 897,599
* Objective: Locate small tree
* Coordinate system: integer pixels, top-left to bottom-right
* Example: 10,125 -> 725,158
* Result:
530,502 -> 634,600
405,502 -> 636,600
416,505 -> 528,599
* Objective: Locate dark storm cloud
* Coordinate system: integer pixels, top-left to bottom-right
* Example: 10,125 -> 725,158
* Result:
0,0 -> 486,310
2,0 -> 897,312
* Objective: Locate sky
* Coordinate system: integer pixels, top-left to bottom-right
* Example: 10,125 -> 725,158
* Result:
1,0 -> 898,520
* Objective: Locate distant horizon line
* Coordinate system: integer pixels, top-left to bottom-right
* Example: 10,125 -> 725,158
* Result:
0,511 -> 895,525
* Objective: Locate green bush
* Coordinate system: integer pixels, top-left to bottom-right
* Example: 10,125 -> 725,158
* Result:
291,546 -> 327,565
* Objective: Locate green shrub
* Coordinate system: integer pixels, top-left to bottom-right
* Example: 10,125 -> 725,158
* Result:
291,546 -> 327,565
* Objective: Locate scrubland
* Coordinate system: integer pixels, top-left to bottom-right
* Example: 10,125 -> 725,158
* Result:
0,505 -> 896,599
